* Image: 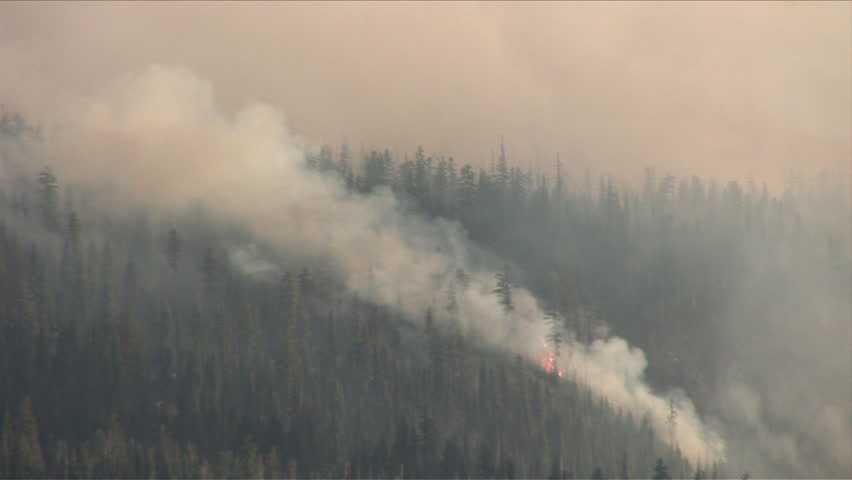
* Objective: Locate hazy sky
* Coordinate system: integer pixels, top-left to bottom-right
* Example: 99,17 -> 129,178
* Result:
1,4 -> 849,475
1,1 -> 849,186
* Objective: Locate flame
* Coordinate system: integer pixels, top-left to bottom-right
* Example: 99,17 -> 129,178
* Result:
540,342 -> 564,377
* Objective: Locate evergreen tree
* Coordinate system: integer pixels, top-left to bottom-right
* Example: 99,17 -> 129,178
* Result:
545,311 -> 563,360
4,129 -> 839,478
166,228 -> 181,271
201,247 -> 218,293
494,264 -> 514,313
10,398 -> 45,477
496,140 -> 509,192
457,164 -> 477,211
653,458 -> 671,480
37,167 -> 58,231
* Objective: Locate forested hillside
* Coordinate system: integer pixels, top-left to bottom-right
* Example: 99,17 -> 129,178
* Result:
0,111 -> 848,479
306,140 -> 850,478
321,141 -> 849,421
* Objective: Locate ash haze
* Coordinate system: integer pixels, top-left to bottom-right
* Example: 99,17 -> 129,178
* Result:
11,63 -> 725,466
0,2 -> 850,479
1,1 -> 850,187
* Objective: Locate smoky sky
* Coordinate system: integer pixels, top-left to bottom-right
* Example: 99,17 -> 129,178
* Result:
1,1 -> 850,187
1,3 -> 850,475
1,63 -> 725,464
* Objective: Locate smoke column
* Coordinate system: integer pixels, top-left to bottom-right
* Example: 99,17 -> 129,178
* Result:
23,65 -> 726,463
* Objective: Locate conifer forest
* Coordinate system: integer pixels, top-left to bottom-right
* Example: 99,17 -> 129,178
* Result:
0,3 -> 849,479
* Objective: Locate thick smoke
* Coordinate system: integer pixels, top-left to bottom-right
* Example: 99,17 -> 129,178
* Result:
33,65 -> 725,463
708,202 -> 852,477
0,2 -> 848,188
2,3 -> 848,475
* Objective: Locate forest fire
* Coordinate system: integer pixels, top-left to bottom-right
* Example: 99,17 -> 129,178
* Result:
540,349 -> 564,378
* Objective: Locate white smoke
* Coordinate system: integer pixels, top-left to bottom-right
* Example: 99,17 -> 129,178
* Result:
229,243 -> 280,279
37,65 -> 725,463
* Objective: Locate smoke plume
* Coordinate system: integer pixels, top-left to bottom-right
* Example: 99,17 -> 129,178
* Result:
3,3 -> 849,471
29,65 -> 725,463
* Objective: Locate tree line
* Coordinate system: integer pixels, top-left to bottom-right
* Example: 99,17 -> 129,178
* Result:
1,114 -> 845,477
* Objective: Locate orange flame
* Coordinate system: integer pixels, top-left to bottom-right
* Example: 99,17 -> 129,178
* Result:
540,343 -> 564,377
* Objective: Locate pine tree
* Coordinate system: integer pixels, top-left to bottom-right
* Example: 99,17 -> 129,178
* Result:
548,455 -> 561,480
476,441 -> 495,478
11,398 -> 45,477
494,264 -> 514,313
201,248 -> 218,293
545,311 -> 563,360
298,267 -> 313,298
166,228 -> 181,271
66,211 -> 81,251
440,436 -> 465,478
37,166 -> 58,231
280,272 -> 296,311
496,140 -> 509,192
0,411 -> 12,477
99,240 -> 114,317
653,458 -> 670,480
416,408 -> 438,477
458,164 -> 477,210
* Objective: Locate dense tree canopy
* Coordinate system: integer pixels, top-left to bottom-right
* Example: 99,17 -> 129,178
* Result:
0,114 -> 847,478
